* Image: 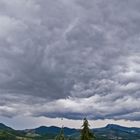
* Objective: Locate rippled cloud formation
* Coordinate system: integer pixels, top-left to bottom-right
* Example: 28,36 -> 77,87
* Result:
0,0 -> 140,121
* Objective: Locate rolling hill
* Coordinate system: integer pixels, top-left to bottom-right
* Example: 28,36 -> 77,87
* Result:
0,123 -> 140,140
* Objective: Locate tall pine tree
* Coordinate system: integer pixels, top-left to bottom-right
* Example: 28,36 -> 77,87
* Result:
55,127 -> 65,140
81,118 -> 96,140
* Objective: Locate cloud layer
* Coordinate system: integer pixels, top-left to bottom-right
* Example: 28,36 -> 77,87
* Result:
0,0 -> 140,121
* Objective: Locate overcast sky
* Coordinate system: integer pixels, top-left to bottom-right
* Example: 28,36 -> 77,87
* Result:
0,0 -> 140,129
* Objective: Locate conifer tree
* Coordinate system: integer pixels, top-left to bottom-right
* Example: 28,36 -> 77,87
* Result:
55,127 -> 65,140
81,118 -> 96,140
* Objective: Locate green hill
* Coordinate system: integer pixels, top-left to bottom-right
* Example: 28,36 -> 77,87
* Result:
0,123 -> 140,140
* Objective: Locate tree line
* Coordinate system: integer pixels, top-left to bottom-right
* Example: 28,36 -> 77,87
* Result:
56,118 -> 96,140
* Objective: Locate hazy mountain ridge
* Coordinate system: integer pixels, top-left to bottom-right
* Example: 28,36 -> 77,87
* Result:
25,126 -> 78,135
0,123 -> 140,140
0,123 -> 13,131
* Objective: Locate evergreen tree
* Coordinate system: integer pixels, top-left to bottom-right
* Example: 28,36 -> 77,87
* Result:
55,127 -> 65,140
81,118 -> 96,140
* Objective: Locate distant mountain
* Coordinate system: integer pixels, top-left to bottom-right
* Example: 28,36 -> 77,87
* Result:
25,126 -> 78,135
93,124 -> 140,140
96,124 -> 140,134
105,124 -> 140,133
0,123 -> 13,131
0,123 -> 140,140
0,123 -> 17,140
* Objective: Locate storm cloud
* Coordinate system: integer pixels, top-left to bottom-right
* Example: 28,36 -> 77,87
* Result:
0,0 -> 140,121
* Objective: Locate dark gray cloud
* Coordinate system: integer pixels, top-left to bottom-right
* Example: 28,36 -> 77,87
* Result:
0,0 -> 140,121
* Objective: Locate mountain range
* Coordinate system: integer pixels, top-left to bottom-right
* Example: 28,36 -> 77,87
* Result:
0,123 -> 140,140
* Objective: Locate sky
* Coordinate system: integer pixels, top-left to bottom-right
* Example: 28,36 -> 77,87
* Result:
0,0 -> 140,129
